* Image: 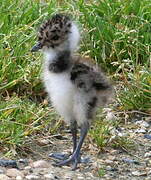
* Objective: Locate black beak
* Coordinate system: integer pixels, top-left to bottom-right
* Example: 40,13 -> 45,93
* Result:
31,42 -> 42,52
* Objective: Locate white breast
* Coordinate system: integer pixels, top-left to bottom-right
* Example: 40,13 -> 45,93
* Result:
43,69 -> 75,124
41,22 -> 81,124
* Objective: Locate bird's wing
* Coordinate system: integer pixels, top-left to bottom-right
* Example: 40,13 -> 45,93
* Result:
70,62 -> 111,92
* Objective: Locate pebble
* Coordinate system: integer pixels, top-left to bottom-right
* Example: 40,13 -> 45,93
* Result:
76,176 -> 85,180
44,173 -> 54,179
25,174 -> 40,180
32,160 -> 50,168
6,168 -> 24,178
135,120 -> 150,128
148,170 -> 151,175
118,132 -> 127,137
104,159 -> 113,164
135,128 -> 146,133
144,134 -> 151,140
0,169 -> 4,174
107,155 -> 116,160
122,158 -> 140,165
18,159 -> 29,165
63,171 -> 75,179
106,166 -> 118,171
16,176 -> 23,180
0,174 -> 10,180
144,152 -> 151,158
106,111 -> 117,121
37,139 -> 50,146
24,166 -> 32,170
132,171 -> 147,176
132,171 -> 141,176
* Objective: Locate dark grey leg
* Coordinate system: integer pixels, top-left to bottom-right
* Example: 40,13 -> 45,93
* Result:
70,121 -> 77,153
49,120 -> 77,161
57,121 -> 89,170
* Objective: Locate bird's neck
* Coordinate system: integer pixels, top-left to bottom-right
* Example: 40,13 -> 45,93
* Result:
43,22 -> 80,73
43,48 -> 72,73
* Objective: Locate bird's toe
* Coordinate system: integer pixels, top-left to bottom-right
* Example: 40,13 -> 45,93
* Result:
80,156 -> 91,164
49,152 -> 69,160
55,157 -> 73,166
54,153 -> 80,170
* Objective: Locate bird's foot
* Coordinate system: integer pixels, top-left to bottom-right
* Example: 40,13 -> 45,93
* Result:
56,152 -> 80,170
80,156 -> 91,164
54,153 -> 91,170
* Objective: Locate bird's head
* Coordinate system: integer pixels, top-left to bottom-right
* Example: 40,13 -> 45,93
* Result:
31,14 -> 80,52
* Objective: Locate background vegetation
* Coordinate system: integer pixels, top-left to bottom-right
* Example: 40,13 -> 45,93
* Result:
0,0 -> 151,155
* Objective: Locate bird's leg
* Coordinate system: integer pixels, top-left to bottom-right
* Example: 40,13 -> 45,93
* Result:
49,120 -> 77,161
70,120 -> 77,153
56,121 -> 89,170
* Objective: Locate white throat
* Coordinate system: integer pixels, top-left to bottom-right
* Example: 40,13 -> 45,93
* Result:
68,22 -> 80,52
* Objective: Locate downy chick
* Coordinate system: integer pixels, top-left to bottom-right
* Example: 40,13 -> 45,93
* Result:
31,14 -> 113,170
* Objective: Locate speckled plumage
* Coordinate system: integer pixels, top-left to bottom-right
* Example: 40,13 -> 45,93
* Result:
32,14 -> 113,170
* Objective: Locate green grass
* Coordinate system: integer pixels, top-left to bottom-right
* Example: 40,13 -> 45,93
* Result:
98,167 -> 106,177
0,0 -> 151,154
90,111 -> 135,151
117,67 -> 151,111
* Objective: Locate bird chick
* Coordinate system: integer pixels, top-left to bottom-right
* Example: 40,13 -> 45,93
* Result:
31,14 -> 113,170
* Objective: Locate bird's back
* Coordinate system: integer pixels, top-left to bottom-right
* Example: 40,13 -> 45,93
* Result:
70,55 -> 113,125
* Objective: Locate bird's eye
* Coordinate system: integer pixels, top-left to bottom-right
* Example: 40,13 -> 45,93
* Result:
51,35 -> 59,41
67,23 -> 71,28
38,37 -> 43,41
65,30 -> 69,33
51,30 -> 56,33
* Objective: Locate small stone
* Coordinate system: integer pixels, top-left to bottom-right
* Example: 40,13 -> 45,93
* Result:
0,174 -> 10,180
106,166 -> 118,171
25,175 -> 39,180
16,176 -> 23,180
144,134 -> 151,140
24,166 -> 32,170
148,160 -> 151,164
18,159 -> 28,165
135,128 -> 146,133
32,160 -> 50,168
135,120 -> 150,128
44,173 -> 54,179
132,171 -> 147,176
76,176 -> 85,180
0,169 -> 4,174
106,111 -> 117,121
43,99 -> 48,105
132,171 -> 141,176
122,158 -> 140,165
37,139 -> 49,146
145,178 -> 151,180
63,171 -> 75,179
108,155 -> 116,160
6,168 -> 24,178
23,166 -> 33,175
144,152 -> 151,158
104,159 -> 113,164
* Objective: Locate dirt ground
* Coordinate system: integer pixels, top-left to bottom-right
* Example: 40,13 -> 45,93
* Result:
0,115 -> 151,180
